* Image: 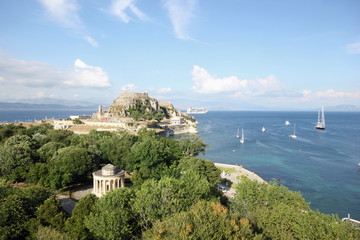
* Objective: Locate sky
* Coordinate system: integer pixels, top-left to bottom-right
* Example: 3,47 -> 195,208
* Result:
0,0 -> 359,110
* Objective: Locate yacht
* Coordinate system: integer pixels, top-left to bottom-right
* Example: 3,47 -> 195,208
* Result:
240,128 -> 245,144
262,126 -> 266,132
289,124 -> 297,139
315,106 -> 326,130
285,120 -> 290,126
236,128 -> 240,138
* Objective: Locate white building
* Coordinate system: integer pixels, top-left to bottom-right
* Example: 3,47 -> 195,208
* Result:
92,164 -> 125,197
170,117 -> 184,125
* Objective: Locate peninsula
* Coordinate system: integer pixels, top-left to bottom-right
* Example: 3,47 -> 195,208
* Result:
49,92 -> 197,135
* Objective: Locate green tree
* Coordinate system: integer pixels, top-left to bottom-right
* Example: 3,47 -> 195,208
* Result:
4,134 -> 39,149
36,226 -> 72,240
0,194 -> 30,239
85,188 -> 139,240
99,132 -> 138,169
0,145 -> 35,176
26,123 -> 53,137
0,184 -> 50,240
133,173 -> 212,230
127,137 -> 176,184
46,129 -> 74,145
231,178 -> 309,217
72,118 -> 83,124
49,146 -> 98,185
0,124 -> 26,142
36,196 -> 68,230
178,157 -> 221,186
178,135 -> 207,157
37,141 -> 66,162
65,194 -> 98,240
143,200 -> 255,240
0,135 -> 40,177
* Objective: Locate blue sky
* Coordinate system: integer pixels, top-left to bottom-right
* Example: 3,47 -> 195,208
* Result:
0,0 -> 359,110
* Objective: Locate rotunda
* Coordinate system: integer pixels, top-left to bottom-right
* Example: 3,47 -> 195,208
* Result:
92,164 -> 125,197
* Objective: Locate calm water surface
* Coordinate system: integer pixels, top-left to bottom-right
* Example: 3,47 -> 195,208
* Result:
196,111 -> 360,219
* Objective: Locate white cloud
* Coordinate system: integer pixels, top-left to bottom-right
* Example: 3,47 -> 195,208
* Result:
0,52 -> 110,88
83,36 -> 99,47
163,0 -> 198,40
38,0 -> 82,29
110,0 -> 147,23
38,0 -> 98,47
191,65 -> 283,97
346,42 -> 360,54
191,65 -> 248,94
121,83 -> 137,92
157,87 -> 172,93
63,59 -> 110,87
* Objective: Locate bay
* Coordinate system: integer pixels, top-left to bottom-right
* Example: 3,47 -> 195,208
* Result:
196,111 -> 360,219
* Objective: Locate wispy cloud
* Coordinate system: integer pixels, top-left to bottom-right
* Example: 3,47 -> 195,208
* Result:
163,0 -> 198,40
346,42 -> 360,54
37,0 -> 98,47
0,52 -> 110,88
83,36 -> 99,47
191,65 -> 283,97
110,0 -> 147,23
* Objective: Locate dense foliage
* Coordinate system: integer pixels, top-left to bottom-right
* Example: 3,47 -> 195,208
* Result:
0,123 -> 359,239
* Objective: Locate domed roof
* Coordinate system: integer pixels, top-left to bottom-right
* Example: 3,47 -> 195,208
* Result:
102,164 -> 118,176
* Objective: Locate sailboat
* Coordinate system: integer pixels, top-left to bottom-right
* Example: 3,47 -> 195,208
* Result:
289,124 -> 297,139
315,106 -> 326,130
262,126 -> 266,132
236,128 -> 240,138
240,128 -> 245,144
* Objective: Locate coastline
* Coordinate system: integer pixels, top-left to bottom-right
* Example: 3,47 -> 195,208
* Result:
214,162 -> 265,197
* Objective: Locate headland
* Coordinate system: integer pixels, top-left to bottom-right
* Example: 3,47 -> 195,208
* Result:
35,92 -> 198,136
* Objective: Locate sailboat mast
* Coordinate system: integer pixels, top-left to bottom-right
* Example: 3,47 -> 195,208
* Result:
321,106 -> 325,125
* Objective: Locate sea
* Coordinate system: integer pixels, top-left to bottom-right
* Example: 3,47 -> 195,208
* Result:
0,109 -> 359,219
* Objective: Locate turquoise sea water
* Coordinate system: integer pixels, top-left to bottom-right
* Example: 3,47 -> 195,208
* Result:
1,109 -> 359,219
195,111 -> 360,219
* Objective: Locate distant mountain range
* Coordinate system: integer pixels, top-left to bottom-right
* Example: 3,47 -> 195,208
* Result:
0,101 -> 99,110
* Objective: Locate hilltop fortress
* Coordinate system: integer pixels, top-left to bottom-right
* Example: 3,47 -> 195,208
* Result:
94,92 -> 182,121
52,92 -> 197,135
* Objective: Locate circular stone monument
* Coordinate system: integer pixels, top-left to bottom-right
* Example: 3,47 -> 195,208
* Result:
92,164 -> 125,197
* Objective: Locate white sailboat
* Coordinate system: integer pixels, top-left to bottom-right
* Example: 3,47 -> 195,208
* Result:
240,128 -> 245,144
315,106 -> 326,130
285,120 -> 290,126
289,124 -> 297,139
262,126 -> 266,132
236,128 -> 240,138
